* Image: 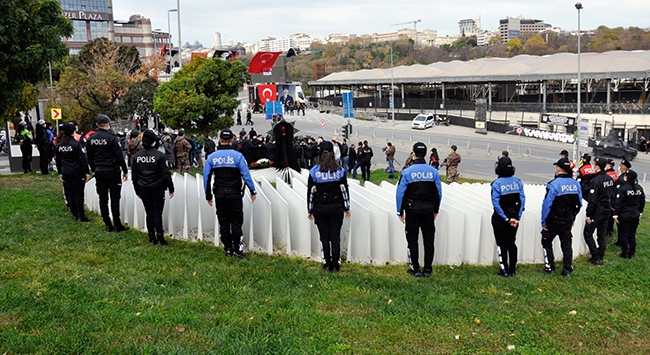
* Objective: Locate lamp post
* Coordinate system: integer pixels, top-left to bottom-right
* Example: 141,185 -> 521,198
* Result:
176,0 -> 182,69
168,9 -> 177,71
390,41 -> 395,124
575,2 -> 583,161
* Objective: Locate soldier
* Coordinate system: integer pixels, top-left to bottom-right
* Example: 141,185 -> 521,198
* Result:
583,157 -> 614,266
441,145 -> 461,183
490,156 -> 525,277
541,158 -> 582,276
395,142 -> 442,278
86,114 -> 130,232
204,130 -> 257,258
173,129 -> 192,174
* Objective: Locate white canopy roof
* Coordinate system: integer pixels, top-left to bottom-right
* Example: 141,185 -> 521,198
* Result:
309,50 -> 650,85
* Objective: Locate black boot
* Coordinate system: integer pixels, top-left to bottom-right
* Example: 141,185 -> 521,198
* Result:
77,214 -> 91,222
114,224 -> 129,232
157,234 -> 169,246
148,233 -> 158,245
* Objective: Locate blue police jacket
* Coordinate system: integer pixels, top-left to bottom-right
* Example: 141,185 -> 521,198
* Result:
395,160 -> 442,216
203,145 -> 256,199
491,176 -> 526,221
541,174 -> 582,227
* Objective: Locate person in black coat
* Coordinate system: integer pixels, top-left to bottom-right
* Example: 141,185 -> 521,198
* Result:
613,170 -> 645,259
132,130 -> 175,245
56,123 -> 90,222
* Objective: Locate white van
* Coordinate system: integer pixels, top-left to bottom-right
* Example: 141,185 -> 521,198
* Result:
411,114 -> 434,130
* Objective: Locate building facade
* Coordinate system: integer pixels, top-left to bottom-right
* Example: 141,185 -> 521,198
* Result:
499,16 -> 551,43
60,0 -> 114,54
459,19 -> 481,36
114,15 -> 171,57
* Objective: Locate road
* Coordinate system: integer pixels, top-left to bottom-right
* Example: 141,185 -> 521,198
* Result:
238,107 -> 650,187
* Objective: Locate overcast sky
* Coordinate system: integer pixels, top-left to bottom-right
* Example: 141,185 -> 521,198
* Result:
112,0 -> 650,47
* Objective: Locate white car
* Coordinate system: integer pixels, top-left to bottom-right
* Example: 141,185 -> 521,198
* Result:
411,114 -> 434,130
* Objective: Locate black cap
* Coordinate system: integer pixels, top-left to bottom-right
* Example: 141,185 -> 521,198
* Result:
582,153 -> 591,162
219,130 -> 234,140
559,149 -> 569,156
96,114 -> 111,124
413,142 -> 427,156
594,156 -> 607,169
554,158 -> 572,173
626,169 -> 638,182
62,122 -> 76,134
141,130 -> 157,146
621,160 -> 632,169
606,158 -> 615,166
496,156 -> 515,177
320,141 -> 334,152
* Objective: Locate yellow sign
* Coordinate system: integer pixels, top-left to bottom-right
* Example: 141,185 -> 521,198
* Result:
51,108 -> 62,120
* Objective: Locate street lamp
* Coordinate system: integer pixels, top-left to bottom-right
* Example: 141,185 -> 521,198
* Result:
176,0 -> 182,69
168,9 -> 177,70
575,2 -> 583,161
390,41 -> 395,124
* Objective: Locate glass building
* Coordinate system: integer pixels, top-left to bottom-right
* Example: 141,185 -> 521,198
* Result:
59,0 -> 113,54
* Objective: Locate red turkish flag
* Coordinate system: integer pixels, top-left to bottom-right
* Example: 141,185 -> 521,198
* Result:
248,52 -> 282,74
257,84 -> 277,103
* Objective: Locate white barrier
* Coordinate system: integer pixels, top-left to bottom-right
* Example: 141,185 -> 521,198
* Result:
84,168 -> 590,266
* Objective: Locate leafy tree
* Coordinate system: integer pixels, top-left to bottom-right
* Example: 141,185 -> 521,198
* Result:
0,0 -> 72,120
525,34 -> 547,55
506,38 -> 523,53
153,57 -> 247,136
117,77 -> 159,120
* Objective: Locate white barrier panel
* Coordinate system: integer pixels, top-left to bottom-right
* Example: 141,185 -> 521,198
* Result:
260,177 -> 291,254
85,174 -> 592,266
277,179 -> 311,257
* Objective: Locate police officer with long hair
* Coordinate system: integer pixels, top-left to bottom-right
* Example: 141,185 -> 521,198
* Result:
307,141 -> 351,272
132,130 -> 175,246
613,170 -> 645,259
56,122 -> 90,222
395,142 -> 442,278
490,156 -> 525,277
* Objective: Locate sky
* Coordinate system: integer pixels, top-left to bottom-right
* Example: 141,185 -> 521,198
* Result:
112,0 -> 650,47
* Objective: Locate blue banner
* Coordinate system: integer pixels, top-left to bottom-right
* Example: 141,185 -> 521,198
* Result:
265,101 -> 284,120
343,92 -> 354,118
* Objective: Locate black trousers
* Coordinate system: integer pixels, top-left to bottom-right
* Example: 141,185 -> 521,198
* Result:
140,187 -> 165,236
360,160 -> 371,181
215,197 -> 244,251
584,211 -> 609,259
405,208 -> 436,272
541,220 -> 574,270
63,174 -> 86,218
38,146 -> 49,174
491,213 -> 518,274
313,204 -> 344,266
20,144 -> 32,172
617,217 -> 640,257
95,171 -> 123,227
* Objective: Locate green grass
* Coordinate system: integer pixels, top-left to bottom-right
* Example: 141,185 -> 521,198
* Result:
1,174 -> 650,354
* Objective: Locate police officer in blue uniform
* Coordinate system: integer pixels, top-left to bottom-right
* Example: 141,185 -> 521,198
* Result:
395,142 -> 442,278
541,158 -> 583,276
307,141 -> 351,272
490,156 -> 525,277
583,157 -> 614,266
613,170 -> 645,259
132,130 -> 175,246
87,114 -> 130,232
56,122 -> 90,222
204,129 -> 257,258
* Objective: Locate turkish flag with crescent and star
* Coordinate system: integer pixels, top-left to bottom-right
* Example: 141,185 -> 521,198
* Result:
257,84 -> 277,103
248,52 -> 282,74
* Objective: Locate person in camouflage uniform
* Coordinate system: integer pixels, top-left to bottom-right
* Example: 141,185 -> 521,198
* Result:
173,129 -> 192,174
442,145 -> 462,183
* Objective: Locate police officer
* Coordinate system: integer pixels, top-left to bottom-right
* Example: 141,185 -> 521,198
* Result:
56,123 -> 90,222
203,129 -> 257,258
307,141 -> 351,272
583,157 -> 614,266
576,153 -> 595,199
17,121 -> 33,173
613,160 -> 632,246
87,114 -> 130,232
132,130 -> 175,246
541,158 -> 582,276
490,156 -> 525,277
396,142 -> 442,278
613,170 -> 645,259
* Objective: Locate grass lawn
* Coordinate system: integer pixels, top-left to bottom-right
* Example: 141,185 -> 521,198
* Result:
1,173 -> 649,354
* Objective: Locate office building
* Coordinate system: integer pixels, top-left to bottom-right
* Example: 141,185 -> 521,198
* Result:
499,16 -> 551,43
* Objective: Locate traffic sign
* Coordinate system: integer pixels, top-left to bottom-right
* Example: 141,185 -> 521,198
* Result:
51,108 -> 62,120
342,92 -> 354,118
320,119 -> 326,127
265,101 -> 284,120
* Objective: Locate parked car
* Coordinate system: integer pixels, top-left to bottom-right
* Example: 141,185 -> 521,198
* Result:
411,114 -> 434,130
592,134 -> 638,161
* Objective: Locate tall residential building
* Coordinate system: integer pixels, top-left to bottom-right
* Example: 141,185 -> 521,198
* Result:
214,32 -> 222,48
499,16 -> 551,43
459,19 -> 481,36
60,0 -> 114,54
114,15 -> 171,57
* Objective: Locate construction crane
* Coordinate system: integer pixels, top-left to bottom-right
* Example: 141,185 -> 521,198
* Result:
390,19 -> 422,46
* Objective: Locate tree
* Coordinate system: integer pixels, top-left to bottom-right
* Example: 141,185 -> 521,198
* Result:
0,0 -> 72,120
117,77 -> 159,120
506,38 -> 523,53
525,34 -> 547,55
53,39 -> 155,130
154,57 -> 247,136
